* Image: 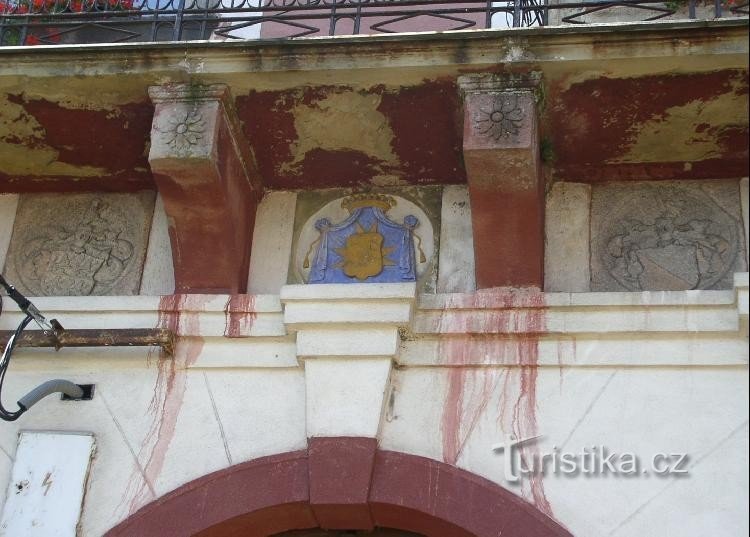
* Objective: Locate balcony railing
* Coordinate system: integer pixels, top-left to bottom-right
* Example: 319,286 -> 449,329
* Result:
1,0 -> 748,45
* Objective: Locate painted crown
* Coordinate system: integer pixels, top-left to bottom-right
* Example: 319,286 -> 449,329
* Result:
341,194 -> 397,213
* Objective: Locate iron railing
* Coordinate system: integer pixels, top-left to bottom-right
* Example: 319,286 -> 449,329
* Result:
1,0 -> 748,45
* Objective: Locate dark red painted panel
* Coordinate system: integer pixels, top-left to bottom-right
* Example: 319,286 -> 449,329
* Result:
308,437 -> 377,529
235,81 -> 465,190
0,95 -> 154,192
544,69 -> 749,182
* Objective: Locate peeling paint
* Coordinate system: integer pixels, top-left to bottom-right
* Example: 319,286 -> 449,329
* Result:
546,69 -> 749,181
236,80 -> 464,189
612,91 -> 748,164
0,92 -> 153,189
281,91 -> 398,175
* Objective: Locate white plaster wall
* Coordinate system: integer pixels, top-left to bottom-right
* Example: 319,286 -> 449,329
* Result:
544,182 -> 591,292
0,193 -> 18,273
0,347 -> 307,536
0,277 -> 746,537
247,191 -> 297,294
437,185 -> 476,293
382,362 -> 749,537
139,193 -> 175,295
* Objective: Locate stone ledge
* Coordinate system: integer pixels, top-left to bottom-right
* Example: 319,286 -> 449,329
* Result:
281,283 -> 416,302
419,287 -> 739,310
414,306 -> 739,334
400,335 -> 749,367
0,294 -> 283,313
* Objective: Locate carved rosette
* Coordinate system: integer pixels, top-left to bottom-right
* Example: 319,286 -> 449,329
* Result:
158,109 -> 206,152
458,72 -> 542,150
471,93 -> 525,141
148,85 -> 229,160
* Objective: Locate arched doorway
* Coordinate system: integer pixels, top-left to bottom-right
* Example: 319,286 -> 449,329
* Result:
107,441 -> 572,537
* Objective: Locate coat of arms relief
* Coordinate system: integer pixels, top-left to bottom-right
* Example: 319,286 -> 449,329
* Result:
4,193 -> 154,296
592,182 -> 746,292
300,194 -> 430,284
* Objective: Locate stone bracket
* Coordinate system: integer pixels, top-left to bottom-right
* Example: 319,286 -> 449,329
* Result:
148,83 -> 262,294
458,72 -> 545,289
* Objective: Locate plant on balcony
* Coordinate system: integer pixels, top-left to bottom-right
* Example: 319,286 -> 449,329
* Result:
3,0 -> 133,13
2,0 -> 141,46
2,0 -> 219,45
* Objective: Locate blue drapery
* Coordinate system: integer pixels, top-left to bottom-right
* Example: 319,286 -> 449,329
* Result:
308,206 -> 419,284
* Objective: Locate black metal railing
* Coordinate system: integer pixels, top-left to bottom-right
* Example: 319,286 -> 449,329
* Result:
1,0 -> 747,45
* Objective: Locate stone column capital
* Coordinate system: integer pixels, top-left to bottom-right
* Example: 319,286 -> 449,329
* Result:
147,83 -> 231,105
457,71 -> 542,96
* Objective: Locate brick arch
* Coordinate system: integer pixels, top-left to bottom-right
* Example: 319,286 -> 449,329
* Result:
107,438 -> 573,537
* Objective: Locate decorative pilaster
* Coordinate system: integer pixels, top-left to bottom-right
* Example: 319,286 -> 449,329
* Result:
280,282 -> 417,530
148,84 -> 262,293
458,73 -> 544,289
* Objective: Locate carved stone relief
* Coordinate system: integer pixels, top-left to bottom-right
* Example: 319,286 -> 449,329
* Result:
3,192 -> 155,296
158,109 -> 206,152
471,93 -> 525,141
591,181 -> 747,291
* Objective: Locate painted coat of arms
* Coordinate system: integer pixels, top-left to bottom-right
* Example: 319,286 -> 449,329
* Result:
303,194 -> 426,284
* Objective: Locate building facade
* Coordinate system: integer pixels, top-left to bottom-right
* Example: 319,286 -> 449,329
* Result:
0,7 -> 748,536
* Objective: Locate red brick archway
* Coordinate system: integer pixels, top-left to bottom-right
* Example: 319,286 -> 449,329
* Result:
107,438 -> 572,537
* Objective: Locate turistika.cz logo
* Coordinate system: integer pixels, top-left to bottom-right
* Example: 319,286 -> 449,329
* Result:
492,435 -> 690,482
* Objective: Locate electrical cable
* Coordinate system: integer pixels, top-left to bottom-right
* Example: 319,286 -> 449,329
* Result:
0,275 -> 83,421
0,313 -> 33,421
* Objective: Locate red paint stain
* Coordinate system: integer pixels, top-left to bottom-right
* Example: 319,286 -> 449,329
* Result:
438,287 -> 553,516
123,294 -> 209,515
223,294 -> 257,338
283,148 -> 389,189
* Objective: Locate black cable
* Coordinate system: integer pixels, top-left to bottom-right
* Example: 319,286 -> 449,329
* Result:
0,275 -> 80,421
0,314 -> 33,421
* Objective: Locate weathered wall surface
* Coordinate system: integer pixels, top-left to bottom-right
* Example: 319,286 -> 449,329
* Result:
0,276 -> 747,536
1,23 -> 747,194
0,21 -> 747,537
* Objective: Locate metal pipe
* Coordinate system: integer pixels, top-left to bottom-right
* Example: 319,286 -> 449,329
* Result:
0,328 -> 174,355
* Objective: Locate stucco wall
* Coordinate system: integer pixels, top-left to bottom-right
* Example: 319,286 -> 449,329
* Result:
0,181 -> 749,535
0,275 -> 747,536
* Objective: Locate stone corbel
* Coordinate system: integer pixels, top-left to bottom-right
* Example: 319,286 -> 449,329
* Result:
148,84 -> 262,293
458,72 -> 545,289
